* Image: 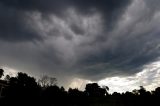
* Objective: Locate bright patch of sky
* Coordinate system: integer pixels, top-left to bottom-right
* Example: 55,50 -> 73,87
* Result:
68,60 -> 160,93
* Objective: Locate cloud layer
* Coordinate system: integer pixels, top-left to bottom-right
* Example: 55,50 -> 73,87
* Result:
0,0 -> 160,87
98,60 -> 160,93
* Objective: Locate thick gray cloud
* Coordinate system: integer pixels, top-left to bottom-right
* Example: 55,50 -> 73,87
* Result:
0,0 -> 160,87
0,0 -> 131,41
0,3 -> 43,41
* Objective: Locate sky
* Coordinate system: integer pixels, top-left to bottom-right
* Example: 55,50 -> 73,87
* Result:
0,0 -> 160,92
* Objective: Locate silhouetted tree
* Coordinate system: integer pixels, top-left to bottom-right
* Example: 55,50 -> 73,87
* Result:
4,75 -> 10,82
2,70 -> 160,106
16,72 -> 38,88
154,87 -> 160,96
41,85 -> 67,105
138,86 -> 147,96
68,88 -> 84,97
38,75 -> 57,88
6,72 -> 40,101
112,92 -> 121,96
0,69 -> 4,79
102,85 -> 109,95
85,83 -> 108,97
132,89 -> 139,95
125,91 -> 135,97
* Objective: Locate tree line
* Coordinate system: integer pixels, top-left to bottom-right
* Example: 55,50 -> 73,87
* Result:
0,68 -> 160,106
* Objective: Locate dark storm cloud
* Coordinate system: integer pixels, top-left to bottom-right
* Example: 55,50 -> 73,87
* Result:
70,0 -> 160,80
0,0 -> 160,85
77,38 -> 160,80
0,0 -> 131,41
0,3 -> 43,42
0,0 -> 131,14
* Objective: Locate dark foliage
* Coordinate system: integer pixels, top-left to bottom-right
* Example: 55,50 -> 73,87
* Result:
0,69 -> 160,106
0,69 -> 4,78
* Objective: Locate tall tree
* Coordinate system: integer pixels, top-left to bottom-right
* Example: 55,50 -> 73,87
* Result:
0,69 -> 4,79
85,83 -> 108,97
38,75 -> 57,88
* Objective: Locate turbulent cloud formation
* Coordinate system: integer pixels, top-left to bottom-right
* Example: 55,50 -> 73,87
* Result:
98,60 -> 160,93
0,0 -> 160,88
